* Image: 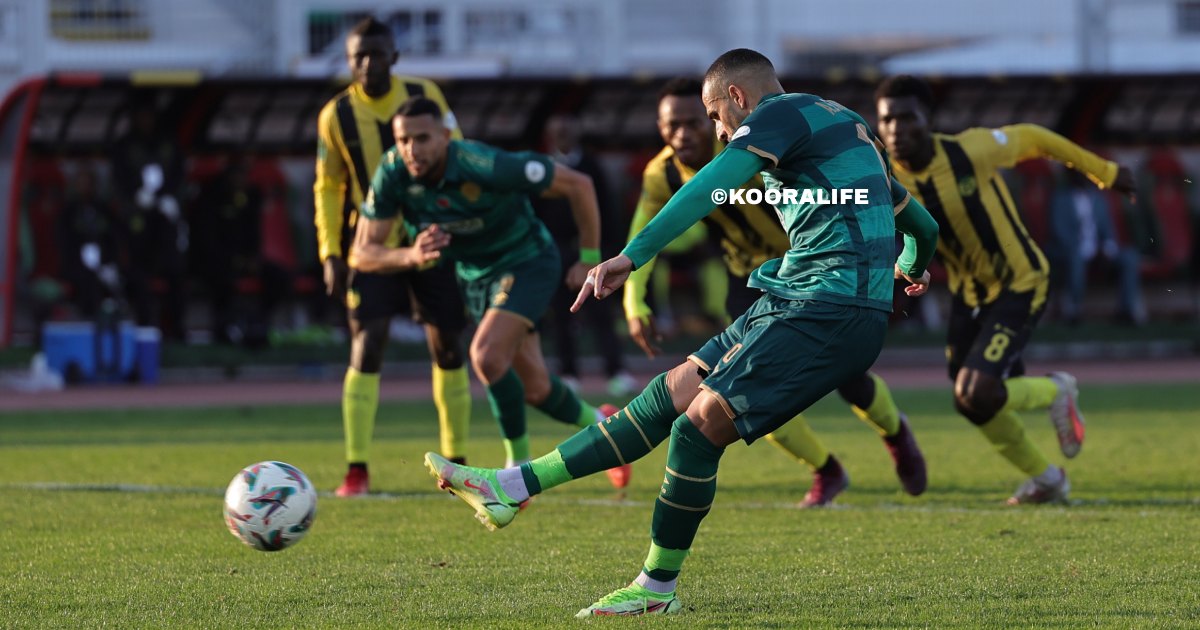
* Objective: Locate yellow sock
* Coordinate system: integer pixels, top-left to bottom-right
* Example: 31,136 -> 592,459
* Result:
850,372 -> 900,437
699,259 -> 730,325
1003,376 -> 1059,413
978,410 -> 1050,476
343,368 -> 380,464
433,365 -> 472,460
764,414 -> 830,471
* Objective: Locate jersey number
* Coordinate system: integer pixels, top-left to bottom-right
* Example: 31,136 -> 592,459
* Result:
983,333 -> 1011,363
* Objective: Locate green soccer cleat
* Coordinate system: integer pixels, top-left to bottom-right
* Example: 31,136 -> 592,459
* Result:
575,583 -> 682,618
424,453 -> 521,531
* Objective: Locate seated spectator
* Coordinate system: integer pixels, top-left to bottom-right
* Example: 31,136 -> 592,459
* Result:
1049,168 -> 1147,326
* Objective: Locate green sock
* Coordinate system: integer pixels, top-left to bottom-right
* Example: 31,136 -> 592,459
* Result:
487,369 -> 528,462
647,414 -> 724,581
521,372 -> 675,494
1003,376 -> 1059,413
978,410 -> 1051,477
533,374 -> 591,427
641,543 -> 689,589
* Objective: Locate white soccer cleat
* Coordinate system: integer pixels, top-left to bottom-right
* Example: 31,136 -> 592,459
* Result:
1007,466 -> 1071,505
1048,372 -> 1086,458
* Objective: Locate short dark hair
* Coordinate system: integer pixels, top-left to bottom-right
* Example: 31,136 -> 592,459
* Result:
349,16 -> 392,40
704,48 -> 776,85
874,75 -> 935,113
394,96 -> 444,121
658,77 -> 702,102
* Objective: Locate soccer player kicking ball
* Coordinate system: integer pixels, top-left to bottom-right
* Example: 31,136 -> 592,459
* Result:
874,75 -> 1136,504
427,49 -> 939,616
626,77 -> 929,507
352,96 -> 630,487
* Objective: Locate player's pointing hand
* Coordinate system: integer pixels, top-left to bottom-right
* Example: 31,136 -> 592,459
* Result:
571,254 -> 634,312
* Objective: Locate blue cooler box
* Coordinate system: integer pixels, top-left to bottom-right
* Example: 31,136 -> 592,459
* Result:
42,321 -> 136,383
134,326 -> 161,384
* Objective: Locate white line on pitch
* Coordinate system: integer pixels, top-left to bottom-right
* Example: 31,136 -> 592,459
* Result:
4,482 -> 1198,515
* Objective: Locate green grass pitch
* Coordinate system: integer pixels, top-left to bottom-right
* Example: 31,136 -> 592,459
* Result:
2,383 -> 1198,628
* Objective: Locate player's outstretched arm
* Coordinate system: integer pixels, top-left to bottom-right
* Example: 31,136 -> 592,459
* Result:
350,219 -> 449,273
994,124 -> 1134,198
571,254 -> 634,313
543,164 -> 601,290
622,148 -> 766,272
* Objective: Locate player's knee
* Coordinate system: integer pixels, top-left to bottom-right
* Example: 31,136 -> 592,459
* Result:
685,391 -> 739,447
522,375 -> 550,405
836,372 -> 875,409
470,345 -> 511,384
954,374 -> 1006,425
350,322 -> 388,372
426,326 -> 465,370
665,362 -> 703,413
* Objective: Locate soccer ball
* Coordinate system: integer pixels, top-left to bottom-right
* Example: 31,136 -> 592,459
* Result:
223,461 -> 317,551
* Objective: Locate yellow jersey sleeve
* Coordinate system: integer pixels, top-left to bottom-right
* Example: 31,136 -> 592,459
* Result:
965,124 -> 1118,189
314,100 -> 348,262
622,156 -> 675,321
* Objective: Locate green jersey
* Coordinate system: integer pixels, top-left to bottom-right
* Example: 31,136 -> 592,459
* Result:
361,140 -> 557,280
726,93 -> 904,311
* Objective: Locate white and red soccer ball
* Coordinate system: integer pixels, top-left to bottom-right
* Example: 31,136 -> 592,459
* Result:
223,461 -> 317,551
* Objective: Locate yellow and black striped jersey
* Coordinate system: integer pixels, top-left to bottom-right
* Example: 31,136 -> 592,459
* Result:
313,75 -> 461,261
891,124 -> 1118,309
623,144 -> 790,321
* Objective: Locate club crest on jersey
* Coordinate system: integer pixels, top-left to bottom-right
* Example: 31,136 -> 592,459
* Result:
524,160 -> 546,183
436,196 -> 451,208
492,273 -> 515,307
731,126 -> 751,141
957,175 -> 977,197
460,181 -> 482,203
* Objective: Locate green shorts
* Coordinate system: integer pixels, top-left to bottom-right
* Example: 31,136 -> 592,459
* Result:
459,245 -> 561,328
689,295 -> 889,444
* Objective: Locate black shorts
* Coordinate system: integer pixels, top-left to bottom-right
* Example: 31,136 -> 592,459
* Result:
347,262 -> 467,331
946,289 -> 1045,381
724,269 -> 766,318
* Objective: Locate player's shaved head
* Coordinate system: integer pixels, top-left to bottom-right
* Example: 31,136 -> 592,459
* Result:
395,96 -> 444,122
703,48 -> 777,89
701,49 -> 783,144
